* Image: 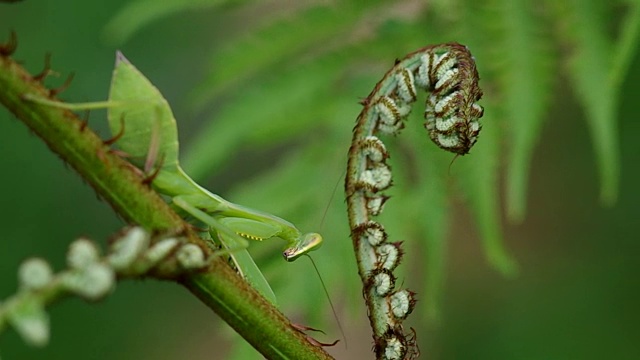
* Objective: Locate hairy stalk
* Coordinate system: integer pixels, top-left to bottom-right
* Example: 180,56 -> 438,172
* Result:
345,43 -> 483,359
0,34 -> 332,359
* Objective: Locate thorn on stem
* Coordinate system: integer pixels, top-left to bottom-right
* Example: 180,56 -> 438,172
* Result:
307,337 -> 340,348
49,72 -> 75,97
79,110 -> 90,132
103,115 -> 125,146
96,146 -> 112,166
142,153 -> 165,186
33,53 -> 52,82
0,30 -> 17,56
292,323 -> 341,348
291,323 -> 326,335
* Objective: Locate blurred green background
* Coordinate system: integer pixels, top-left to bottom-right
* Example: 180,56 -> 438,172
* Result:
1,1 -> 639,359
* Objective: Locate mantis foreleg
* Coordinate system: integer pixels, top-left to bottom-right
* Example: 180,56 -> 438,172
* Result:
172,196 -> 278,305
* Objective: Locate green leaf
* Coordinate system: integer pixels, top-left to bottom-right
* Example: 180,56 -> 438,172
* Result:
182,56 -> 344,180
458,108 -> 519,277
103,0 -> 235,45
189,3 -> 386,109
453,0 -> 518,275
413,142 -> 451,322
610,1 -> 640,90
500,0 -> 555,222
557,0 -> 619,205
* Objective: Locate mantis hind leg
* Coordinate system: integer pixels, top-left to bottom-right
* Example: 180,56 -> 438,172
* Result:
172,196 -> 278,305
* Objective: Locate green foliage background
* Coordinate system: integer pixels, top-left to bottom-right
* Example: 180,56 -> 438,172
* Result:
1,1 -> 639,359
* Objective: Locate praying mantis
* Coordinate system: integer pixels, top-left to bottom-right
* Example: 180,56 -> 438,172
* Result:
26,52 -> 323,306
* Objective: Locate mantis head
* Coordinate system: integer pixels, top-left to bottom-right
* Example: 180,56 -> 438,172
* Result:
282,233 -> 323,262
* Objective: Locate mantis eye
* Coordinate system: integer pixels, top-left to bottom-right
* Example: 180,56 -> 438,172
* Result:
282,233 -> 323,262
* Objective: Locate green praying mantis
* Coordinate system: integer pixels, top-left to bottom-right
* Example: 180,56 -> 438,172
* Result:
26,52 -> 324,306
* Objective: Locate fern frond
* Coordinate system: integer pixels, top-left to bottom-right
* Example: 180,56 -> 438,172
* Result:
103,0 -> 237,45
448,0 -> 519,276
182,56 -> 345,179
553,0 -> 619,205
610,0 -> 640,90
458,109 -> 519,276
499,0 -> 556,222
189,3 -> 385,109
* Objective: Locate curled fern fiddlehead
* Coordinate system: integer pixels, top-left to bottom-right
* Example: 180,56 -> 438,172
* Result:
345,43 -> 483,359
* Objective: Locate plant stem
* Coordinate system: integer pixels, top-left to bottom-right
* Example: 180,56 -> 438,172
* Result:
0,38 -> 331,360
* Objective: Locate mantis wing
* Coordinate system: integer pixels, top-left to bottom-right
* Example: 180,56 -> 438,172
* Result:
107,51 -> 180,171
218,218 -> 281,241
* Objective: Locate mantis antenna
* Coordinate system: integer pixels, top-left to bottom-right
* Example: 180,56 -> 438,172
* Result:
304,252 -> 347,349
313,168 -> 349,347
319,168 -> 347,231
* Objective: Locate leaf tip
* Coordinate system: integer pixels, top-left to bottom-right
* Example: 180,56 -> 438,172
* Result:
490,253 -> 520,278
507,205 -> 526,224
114,50 -> 130,66
600,186 -> 618,207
